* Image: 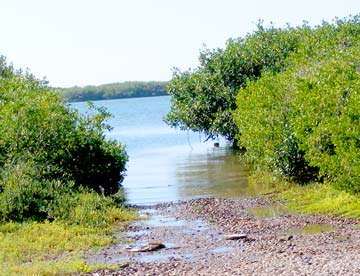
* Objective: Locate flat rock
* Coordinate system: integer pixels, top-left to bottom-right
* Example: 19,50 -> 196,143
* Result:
127,242 -> 166,252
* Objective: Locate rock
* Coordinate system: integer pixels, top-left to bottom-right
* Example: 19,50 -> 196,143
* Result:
119,262 -> 130,269
127,242 -> 166,252
224,234 -> 248,240
278,235 -> 294,242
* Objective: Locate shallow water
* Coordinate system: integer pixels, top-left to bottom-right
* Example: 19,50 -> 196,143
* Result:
72,96 -> 251,205
288,224 -> 336,235
100,208 -> 237,264
247,205 -> 292,218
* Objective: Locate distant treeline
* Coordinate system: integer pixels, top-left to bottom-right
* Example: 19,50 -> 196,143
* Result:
58,81 -> 168,102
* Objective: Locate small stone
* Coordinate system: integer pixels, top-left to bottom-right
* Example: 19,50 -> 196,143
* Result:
278,235 -> 294,242
119,262 -> 130,269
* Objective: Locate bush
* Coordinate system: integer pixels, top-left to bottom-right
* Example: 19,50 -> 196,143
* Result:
235,68 -> 319,183
0,57 -> 128,222
292,44 -> 360,192
50,190 -> 133,227
235,15 -> 360,191
0,159 -> 70,222
165,23 -> 302,144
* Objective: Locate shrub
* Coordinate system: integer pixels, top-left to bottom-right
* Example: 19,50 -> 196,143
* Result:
165,23 -> 302,145
0,159 -> 70,222
235,69 -> 318,183
0,57 -> 128,221
50,190 -> 134,227
292,44 -> 360,192
235,15 -> 360,191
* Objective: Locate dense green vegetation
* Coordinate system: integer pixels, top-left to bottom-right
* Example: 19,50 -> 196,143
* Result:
0,56 -> 129,222
59,81 -> 168,102
235,16 -> 360,192
167,15 -> 360,193
165,23 -> 302,144
0,56 -> 136,275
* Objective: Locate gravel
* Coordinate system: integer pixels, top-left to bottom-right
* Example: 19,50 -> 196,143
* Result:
76,196 -> 360,276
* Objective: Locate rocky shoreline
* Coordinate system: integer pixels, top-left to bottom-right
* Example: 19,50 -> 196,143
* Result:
78,196 -> 360,276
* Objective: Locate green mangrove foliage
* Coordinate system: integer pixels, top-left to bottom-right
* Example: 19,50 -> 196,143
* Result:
165,23 -> 303,144
59,81 -> 168,102
235,16 -> 360,191
0,56 -> 128,222
167,15 -> 360,191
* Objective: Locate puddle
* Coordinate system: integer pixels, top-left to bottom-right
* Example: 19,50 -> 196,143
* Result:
145,214 -> 208,230
119,245 -> 235,263
193,221 -> 209,231
97,249 -> 194,264
87,209 -> 217,266
127,214 -> 209,239
136,253 -> 176,263
163,242 -> 176,248
126,229 -> 149,237
146,215 -> 189,227
135,252 -> 194,263
247,205 -> 292,218
128,241 -> 176,249
288,224 -> 336,235
210,246 -> 235,254
138,208 -> 157,215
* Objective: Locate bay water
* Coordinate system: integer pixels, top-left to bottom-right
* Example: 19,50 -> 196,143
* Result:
72,96 -> 249,205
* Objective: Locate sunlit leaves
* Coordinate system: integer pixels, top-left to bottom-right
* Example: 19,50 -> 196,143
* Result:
235,15 -> 360,191
166,23 -> 302,145
0,56 -> 128,221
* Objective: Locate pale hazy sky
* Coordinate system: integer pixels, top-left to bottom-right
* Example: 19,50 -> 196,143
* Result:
1,0 -> 359,87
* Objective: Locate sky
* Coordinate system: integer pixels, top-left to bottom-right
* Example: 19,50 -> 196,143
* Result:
1,0 -> 360,88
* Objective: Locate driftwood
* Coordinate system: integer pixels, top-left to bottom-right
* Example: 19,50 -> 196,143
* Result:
224,234 -> 248,240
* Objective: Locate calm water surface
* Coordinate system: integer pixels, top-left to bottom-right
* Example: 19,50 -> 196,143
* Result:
72,96 -> 249,205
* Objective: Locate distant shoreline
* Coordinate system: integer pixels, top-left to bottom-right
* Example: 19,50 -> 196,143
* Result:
57,81 -> 168,102
66,93 -> 170,103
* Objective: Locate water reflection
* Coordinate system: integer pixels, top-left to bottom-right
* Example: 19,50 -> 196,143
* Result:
247,205 -> 292,218
176,147 -> 249,198
124,145 -> 250,205
288,224 -> 336,235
